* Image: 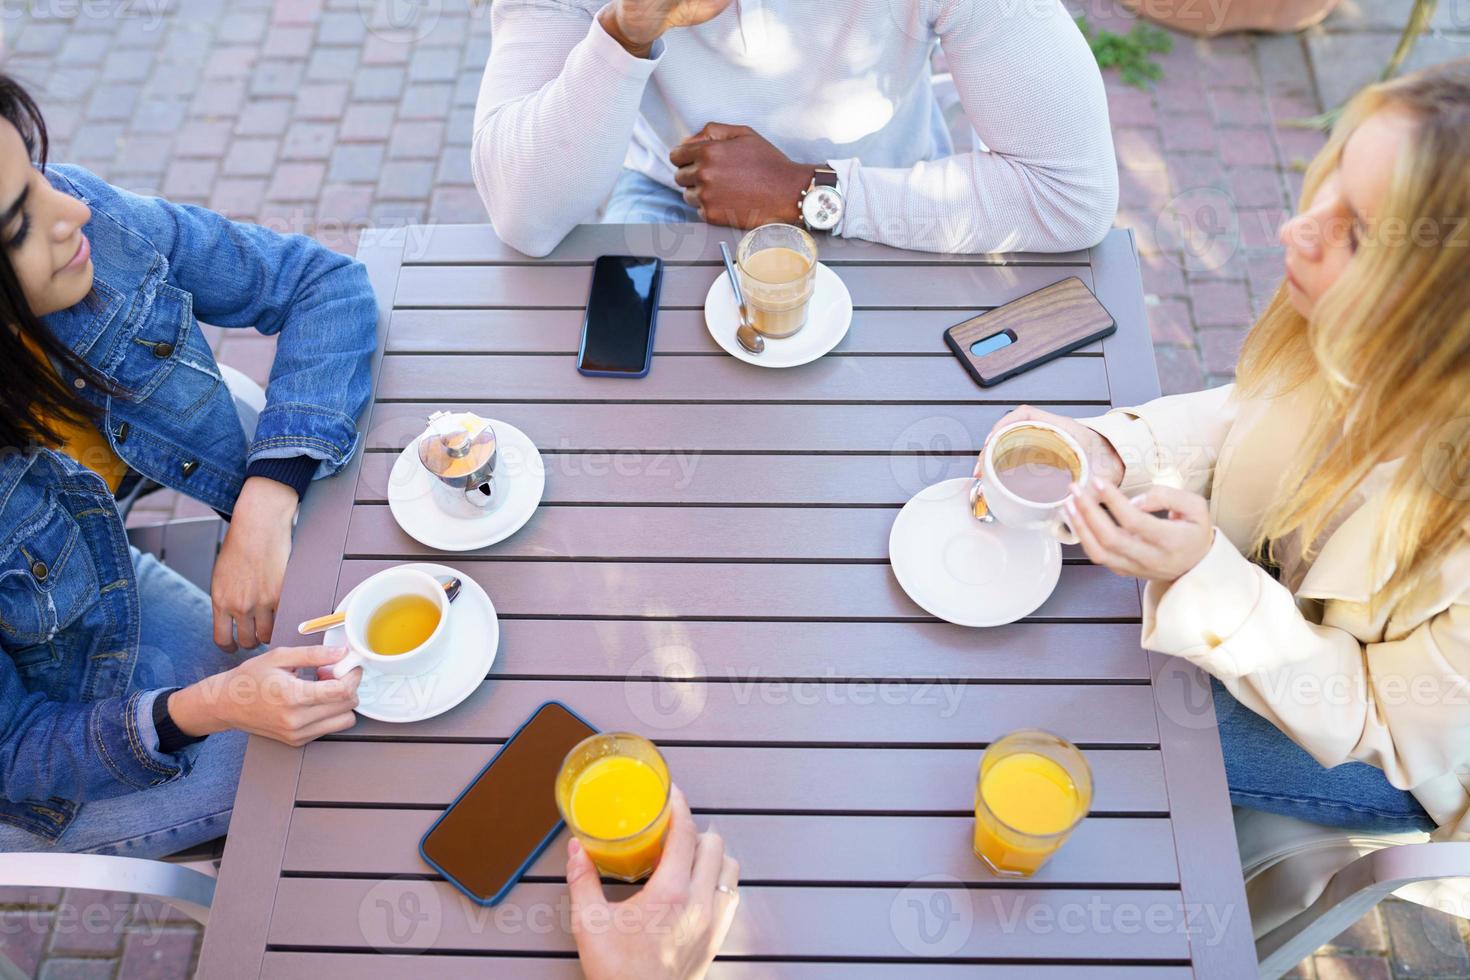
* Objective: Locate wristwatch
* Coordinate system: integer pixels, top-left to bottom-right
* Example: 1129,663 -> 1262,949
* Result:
798,166 -> 844,233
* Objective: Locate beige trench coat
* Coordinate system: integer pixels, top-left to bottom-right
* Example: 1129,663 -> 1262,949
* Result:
1080,383 -> 1470,844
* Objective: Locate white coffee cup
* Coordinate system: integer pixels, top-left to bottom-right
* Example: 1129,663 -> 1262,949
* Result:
325,567 -> 451,679
971,421 -> 1090,545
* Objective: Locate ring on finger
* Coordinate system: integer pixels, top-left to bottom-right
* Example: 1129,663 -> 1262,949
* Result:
716,883 -> 737,897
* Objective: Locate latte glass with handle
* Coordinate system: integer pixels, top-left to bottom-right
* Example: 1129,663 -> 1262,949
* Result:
970,421 -> 1089,544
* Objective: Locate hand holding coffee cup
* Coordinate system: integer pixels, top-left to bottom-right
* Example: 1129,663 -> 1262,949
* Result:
982,407 -> 1125,487
971,421 -> 1093,545
324,567 -> 452,679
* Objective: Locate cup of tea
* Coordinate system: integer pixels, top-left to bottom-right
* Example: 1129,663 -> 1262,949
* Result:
325,567 -> 451,678
971,421 -> 1090,544
736,223 -> 818,339
555,732 -> 672,882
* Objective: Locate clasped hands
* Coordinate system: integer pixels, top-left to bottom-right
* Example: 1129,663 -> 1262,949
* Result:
670,123 -> 816,230
984,408 -> 1216,585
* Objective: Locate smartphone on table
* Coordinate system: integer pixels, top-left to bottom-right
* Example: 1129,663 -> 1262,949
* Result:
943,276 -> 1116,388
419,701 -> 598,906
577,255 -> 663,378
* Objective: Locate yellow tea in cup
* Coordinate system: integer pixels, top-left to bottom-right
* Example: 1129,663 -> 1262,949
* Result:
556,733 -> 671,882
364,594 -> 441,655
973,730 -> 1091,877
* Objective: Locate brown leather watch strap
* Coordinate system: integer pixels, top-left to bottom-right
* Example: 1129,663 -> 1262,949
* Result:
814,166 -> 838,188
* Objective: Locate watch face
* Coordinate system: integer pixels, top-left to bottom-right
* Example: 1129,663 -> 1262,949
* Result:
802,186 -> 843,231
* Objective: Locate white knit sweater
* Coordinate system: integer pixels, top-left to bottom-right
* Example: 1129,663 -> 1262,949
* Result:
472,0 -> 1119,257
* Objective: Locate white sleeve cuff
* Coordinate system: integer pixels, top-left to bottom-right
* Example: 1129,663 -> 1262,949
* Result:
1077,410 -> 1160,497
1140,528 -> 1264,673
827,157 -> 864,240
588,5 -> 666,75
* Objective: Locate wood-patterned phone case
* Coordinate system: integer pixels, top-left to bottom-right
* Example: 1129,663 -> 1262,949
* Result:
943,277 -> 1116,387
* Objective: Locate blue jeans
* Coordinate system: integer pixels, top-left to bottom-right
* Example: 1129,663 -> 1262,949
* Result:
0,548 -> 246,858
603,169 -> 699,224
1213,679 -> 1433,833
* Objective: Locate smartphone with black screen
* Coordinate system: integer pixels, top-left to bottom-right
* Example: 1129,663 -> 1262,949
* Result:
419,702 -> 598,906
577,255 -> 662,378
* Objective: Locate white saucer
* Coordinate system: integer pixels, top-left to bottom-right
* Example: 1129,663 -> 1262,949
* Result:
703,263 -> 853,368
326,562 -> 498,723
387,419 -> 545,552
888,478 -> 1062,628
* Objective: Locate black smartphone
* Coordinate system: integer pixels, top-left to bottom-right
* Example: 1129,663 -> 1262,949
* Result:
419,702 -> 598,905
577,255 -> 663,378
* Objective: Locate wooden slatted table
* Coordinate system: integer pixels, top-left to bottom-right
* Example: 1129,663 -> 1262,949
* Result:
199,225 -> 1256,978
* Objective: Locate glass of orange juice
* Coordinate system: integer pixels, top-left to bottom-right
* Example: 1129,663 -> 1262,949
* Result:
555,732 -> 672,882
973,729 -> 1092,877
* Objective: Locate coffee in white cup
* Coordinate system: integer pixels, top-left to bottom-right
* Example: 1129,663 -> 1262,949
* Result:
972,422 -> 1089,545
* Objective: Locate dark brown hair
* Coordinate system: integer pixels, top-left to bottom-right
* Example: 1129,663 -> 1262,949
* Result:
0,73 -> 109,450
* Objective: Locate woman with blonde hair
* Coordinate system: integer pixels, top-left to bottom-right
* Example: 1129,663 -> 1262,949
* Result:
989,56 -> 1470,842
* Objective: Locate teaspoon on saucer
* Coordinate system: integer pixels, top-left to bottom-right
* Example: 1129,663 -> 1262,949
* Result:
719,241 -> 764,355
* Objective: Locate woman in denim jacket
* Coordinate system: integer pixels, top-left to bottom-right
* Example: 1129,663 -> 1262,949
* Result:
0,76 -> 374,857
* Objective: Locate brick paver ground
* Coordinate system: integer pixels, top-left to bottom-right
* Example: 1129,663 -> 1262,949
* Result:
1,0 -> 1468,976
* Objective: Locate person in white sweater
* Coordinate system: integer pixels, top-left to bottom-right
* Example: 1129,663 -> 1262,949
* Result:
472,0 -> 1119,257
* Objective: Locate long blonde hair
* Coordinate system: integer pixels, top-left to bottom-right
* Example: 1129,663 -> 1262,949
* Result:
1235,56 -> 1470,607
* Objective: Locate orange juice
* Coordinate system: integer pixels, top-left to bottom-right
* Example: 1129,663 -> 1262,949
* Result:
557,734 -> 672,882
973,731 -> 1092,877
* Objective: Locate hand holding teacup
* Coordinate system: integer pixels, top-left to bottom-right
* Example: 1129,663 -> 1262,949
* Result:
323,567 -> 453,680
979,407 -> 1214,583
971,415 -> 1105,545
979,407 -> 1125,488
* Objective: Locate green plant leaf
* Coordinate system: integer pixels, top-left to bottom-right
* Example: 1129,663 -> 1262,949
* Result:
1077,15 -> 1173,90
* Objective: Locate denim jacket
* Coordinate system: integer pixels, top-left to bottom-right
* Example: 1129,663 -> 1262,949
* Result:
0,166 -> 376,841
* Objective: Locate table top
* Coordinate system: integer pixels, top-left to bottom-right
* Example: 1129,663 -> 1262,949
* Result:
199,225 -> 1255,979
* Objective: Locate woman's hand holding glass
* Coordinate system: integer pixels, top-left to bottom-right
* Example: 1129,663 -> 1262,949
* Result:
568,785 -> 739,980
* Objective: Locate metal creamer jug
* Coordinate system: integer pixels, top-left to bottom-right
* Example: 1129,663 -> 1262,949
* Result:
417,411 -> 498,518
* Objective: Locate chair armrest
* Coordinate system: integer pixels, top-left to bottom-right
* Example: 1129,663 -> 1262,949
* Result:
1257,842 -> 1470,979
0,853 -> 215,925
